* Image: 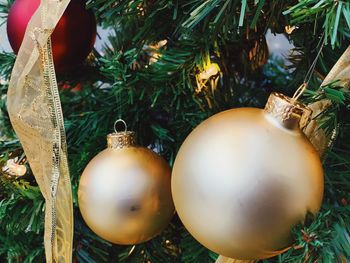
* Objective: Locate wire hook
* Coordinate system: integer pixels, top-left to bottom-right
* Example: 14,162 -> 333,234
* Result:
114,119 -> 127,133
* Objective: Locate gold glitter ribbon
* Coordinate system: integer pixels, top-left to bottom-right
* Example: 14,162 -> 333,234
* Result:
7,0 -> 73,262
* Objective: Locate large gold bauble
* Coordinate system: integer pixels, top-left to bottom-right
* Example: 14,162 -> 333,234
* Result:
78,130 -> 174,245
172,93 -> 324,260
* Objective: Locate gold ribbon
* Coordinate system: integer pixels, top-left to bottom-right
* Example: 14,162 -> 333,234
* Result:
304,45 -> 350,155
7,0 -> 73,262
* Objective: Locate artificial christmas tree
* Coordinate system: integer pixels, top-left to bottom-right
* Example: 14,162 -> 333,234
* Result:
0,0 -> 349,262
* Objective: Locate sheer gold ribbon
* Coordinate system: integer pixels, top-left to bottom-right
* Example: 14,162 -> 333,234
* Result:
305,45 -> 350,155
7,0 -> 73,262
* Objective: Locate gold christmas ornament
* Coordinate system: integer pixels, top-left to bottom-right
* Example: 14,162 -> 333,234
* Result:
172,93 -> 324,260
78,120 -> 175,245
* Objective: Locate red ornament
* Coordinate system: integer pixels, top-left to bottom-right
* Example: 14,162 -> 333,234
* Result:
7,0 -> 97,73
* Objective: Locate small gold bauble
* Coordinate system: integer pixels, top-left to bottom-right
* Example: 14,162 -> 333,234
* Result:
172,93 -> 324,260
78,130 -> 174,245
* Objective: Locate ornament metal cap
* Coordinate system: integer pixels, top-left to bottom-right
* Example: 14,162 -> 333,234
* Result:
264,92 -> 312,130
107,119 -> 136,149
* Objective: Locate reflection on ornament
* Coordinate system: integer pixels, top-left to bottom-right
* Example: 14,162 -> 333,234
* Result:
78,120 -> 174,245
195,59 -> 222,108
172,93 -> 324,260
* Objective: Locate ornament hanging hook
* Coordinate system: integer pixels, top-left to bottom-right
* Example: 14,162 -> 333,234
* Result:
291,82 -> 308,103
114,119 -> 127,133
291,33 -> 325,103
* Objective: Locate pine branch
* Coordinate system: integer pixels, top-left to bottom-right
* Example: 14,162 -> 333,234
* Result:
284,0 -> 350,47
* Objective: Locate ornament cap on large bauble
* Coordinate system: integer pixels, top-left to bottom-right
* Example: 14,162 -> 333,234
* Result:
264,92 -> 312,130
